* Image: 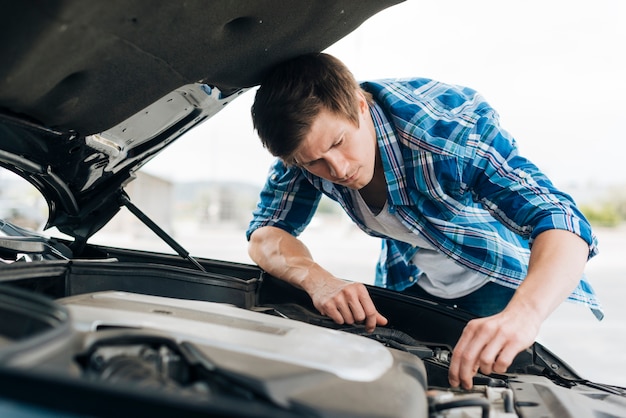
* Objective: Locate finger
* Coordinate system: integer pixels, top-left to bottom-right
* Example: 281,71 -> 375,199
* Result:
346,299 -> 367,323
336,302 -> 356,325
459,360 -> 480,390
362,309 -> 377,333
449,355 -> 480,390
458,344 -> 491,389
480,323 -> 533,375
357,289 -> 386,333
324,308 -> 345,325
450,321 -> 490,389
493,344 -> 522,374
477,335 -> 507,376
448,325 -> 474,388
319,299 -> 346,325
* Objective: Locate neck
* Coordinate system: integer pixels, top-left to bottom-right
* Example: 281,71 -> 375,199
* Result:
359,146 -> 386,212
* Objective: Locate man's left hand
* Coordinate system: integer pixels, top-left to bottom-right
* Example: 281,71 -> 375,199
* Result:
448,308 -> 540,389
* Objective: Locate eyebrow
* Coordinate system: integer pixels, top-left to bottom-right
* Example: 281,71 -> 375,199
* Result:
296,131 -> 344,166
298,155 -> 321,167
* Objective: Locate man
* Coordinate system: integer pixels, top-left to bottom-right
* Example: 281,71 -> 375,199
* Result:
246,53 -> 602,389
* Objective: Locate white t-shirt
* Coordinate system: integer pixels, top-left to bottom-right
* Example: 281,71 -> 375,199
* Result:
350,189 -> 490,298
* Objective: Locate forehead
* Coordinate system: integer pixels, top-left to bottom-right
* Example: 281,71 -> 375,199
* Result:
293,109 -> 350,163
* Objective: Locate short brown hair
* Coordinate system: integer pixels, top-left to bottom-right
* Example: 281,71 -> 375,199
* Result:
251,53 -> 371,163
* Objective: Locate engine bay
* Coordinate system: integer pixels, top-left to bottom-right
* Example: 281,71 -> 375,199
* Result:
0,258 -> 624,418
0,288 -> 526,417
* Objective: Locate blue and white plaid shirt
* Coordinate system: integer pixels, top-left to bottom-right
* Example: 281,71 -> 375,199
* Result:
247,78 -> 603,319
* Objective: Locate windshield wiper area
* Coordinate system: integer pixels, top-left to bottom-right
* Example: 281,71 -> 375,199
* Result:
119,194 -> 206,273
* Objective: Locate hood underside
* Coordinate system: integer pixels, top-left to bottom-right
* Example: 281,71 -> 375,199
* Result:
1,0 -> 400,134
0,0 -> 402,243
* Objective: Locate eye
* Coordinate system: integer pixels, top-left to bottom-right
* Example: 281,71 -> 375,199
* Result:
333,136 -> 344,147
302,159 -> 321,168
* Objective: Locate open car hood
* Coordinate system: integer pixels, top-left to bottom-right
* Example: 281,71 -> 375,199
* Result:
0,0 -> 401,243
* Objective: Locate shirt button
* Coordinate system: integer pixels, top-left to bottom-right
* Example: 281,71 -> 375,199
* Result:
409,276 -> 415,282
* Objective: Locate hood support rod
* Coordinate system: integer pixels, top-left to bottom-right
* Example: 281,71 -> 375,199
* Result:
119,194 -> 206,273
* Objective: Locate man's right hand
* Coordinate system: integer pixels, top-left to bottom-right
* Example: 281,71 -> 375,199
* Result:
248,226 -> 387,333
304,275 -> 388,333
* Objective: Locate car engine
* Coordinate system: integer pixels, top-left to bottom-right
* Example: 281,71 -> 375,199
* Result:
48,291 -> 518,417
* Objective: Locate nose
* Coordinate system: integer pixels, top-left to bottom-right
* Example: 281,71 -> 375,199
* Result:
326,153 -> 348,180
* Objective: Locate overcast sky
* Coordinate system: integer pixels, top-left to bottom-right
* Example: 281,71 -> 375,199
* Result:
145,0 -> 626,192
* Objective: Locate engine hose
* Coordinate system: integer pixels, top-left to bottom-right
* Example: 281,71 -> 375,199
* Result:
429,397 -> 490,418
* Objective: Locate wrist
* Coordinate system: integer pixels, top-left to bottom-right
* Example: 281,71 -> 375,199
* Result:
297,263 -> 336,294
502,289 -> 549,326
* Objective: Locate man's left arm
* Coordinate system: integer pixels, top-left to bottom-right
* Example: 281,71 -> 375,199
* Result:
448,228 -> 589,389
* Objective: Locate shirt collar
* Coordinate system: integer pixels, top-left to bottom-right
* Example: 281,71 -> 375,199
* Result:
369,102 -> 412,206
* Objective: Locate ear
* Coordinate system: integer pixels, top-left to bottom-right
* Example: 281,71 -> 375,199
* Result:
356,89 -> 369,115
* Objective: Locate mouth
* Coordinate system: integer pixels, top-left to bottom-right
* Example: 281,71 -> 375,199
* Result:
341,171 -> 356,182
339,170 -> 359,186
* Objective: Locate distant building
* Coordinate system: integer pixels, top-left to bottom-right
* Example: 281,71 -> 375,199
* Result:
105,171 -> 174,238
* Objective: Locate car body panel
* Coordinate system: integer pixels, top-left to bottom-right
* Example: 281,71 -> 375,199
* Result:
2,0 -> 400,134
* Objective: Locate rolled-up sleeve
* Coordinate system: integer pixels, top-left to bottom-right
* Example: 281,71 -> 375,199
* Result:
246,159 -> 322,240
463,112 -> 598,259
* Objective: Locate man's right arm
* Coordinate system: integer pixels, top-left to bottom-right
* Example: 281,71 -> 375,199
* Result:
248,225 -> 387,332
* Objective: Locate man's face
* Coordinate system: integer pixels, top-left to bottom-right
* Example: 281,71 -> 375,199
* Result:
293,92 -> 377,190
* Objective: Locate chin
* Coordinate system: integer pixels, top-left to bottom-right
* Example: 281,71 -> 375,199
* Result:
358,172 -> 375,189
